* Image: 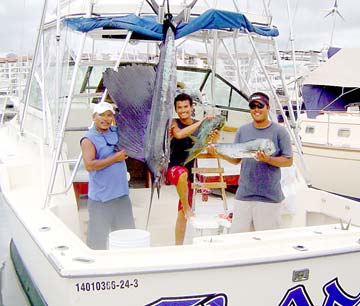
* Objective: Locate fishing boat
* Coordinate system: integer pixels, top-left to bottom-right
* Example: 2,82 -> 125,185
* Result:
295,47 -> 360,201
1,1 -> 360,305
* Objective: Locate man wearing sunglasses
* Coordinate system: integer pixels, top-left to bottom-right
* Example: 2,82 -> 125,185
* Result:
80,101 -> 135,249
210,92 -> 293,233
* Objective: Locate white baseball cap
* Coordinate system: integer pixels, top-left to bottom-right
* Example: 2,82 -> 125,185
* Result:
93,102 -> 115,114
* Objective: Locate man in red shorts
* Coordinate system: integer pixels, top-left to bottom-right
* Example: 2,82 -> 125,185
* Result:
167,93 -> 218,245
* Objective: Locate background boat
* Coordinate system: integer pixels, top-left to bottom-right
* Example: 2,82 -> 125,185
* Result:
294,47 -> 360,201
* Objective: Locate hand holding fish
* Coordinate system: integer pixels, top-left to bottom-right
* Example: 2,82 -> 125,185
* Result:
207,143 -> 217,156
207,143 -> 242,165
208,129 -> 220,143
183,115 -> 226,164
255,150 -> 293,167
254,150 -> 270,163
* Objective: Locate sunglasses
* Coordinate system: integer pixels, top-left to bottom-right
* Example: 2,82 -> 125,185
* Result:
249,102 -> 266,110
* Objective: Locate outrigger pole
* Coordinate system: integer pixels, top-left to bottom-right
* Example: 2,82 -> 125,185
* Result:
285,0 -> 301,125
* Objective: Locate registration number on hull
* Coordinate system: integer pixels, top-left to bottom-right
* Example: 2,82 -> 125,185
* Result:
75,279 -> 139,292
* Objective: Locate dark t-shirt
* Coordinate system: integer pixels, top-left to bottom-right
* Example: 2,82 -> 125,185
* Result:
234,122 -> 293,203
168,118 -> 199,175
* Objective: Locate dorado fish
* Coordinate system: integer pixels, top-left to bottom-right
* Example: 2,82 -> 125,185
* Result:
143,17 -> 177,227
213,138 -> 276,159
184,115 -> 226,164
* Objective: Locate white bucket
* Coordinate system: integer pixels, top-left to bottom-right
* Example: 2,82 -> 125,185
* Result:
108,229 -> 150,250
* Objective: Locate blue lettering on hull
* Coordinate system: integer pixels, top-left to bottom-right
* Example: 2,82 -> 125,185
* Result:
146,278 -> 359,306
323,278 -> 360,306
146,293 -> 227,306
279,278 -> 360,306
278,285 -> 313,306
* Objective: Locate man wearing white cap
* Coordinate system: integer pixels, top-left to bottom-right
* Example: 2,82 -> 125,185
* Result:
80,102 -> 135,249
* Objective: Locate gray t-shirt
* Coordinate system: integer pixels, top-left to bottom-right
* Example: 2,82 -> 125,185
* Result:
234,122 -> 293,203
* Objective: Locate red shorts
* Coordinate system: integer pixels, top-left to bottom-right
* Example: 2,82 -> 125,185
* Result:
166,166 -> 193,211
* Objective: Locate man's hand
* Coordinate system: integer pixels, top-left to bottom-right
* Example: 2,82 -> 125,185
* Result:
208,129 -> 220,143
207,144 -> 217,157
113,149 -> 128,162
255,150 -> 270,163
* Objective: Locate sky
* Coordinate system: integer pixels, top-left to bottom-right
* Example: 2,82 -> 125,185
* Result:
0,0 -> 359,57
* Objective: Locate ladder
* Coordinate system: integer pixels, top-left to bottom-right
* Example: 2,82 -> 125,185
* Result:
191,156 -> 228,211
190,155 -> 230,235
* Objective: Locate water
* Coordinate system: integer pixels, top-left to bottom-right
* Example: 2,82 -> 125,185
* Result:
0,190 -> 29,306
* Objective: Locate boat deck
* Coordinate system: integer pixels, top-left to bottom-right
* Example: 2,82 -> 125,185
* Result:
77,185 -> 234,247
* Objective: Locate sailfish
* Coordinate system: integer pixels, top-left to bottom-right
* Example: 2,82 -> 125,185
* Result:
143,0 -> 199,228
104,0 -> 199,228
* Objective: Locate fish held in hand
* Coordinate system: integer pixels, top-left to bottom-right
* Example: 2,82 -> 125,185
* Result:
184,115 -> 226,164
214,138 -> 276,159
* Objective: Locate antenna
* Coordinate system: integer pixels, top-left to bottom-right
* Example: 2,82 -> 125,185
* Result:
323,0 -> 345,46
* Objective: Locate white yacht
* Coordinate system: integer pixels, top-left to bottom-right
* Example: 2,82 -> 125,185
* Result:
296,48 -> 360,201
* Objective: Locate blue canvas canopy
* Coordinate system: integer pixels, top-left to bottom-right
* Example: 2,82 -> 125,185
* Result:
302,86 -> 360,118
302,48 -> 360,118
64,9 -> 279,40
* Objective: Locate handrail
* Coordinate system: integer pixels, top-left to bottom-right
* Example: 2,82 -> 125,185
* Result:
300,109 -> 360,119
44,3 -> 91,207
47,152 -> 83,197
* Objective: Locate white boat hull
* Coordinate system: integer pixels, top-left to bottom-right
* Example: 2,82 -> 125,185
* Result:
5,201 -> 360,306
295,111 -> 360,200
2,154 -> 360,306
295,142 -> 360,200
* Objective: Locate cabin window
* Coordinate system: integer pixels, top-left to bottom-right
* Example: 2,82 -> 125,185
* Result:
305,126 -> 315,134
203,78 -> 231,108
177,70 -> 207,92
229,90 -> 249,109
337,128 -> 351,138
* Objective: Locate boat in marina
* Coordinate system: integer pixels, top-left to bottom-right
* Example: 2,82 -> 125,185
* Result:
295,48 -> 360,201
1,1 -> 360,305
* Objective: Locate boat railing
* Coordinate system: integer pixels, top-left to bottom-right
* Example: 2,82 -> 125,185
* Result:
48,151 -> 84,197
